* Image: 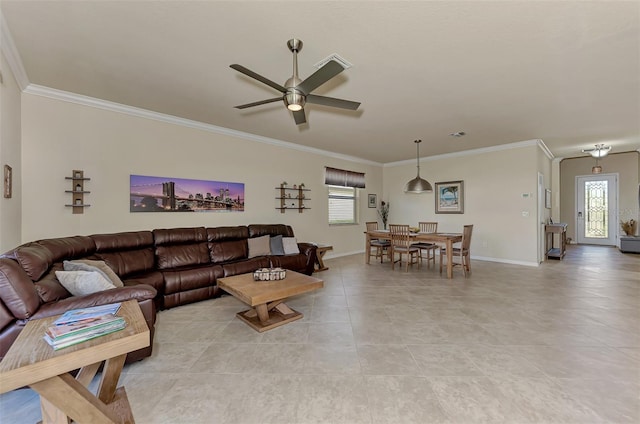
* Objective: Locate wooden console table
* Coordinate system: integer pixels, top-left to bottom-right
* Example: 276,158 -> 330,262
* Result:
0,300 -> 149,424
545,223 -> 568,260
314,244 -> 333,272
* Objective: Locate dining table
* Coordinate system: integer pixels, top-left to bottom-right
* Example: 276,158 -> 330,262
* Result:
365,230 -> 463,279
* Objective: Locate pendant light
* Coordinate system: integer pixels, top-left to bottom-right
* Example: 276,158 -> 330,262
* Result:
404,139 -> 433,193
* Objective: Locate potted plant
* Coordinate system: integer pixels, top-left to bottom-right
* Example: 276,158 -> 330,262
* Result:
378,201 -> 390,230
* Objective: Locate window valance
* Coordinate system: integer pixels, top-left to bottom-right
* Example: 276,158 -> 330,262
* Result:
324,167 -> 366,188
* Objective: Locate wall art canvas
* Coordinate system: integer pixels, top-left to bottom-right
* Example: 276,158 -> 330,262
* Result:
435,180 -> 464,214
3,165 -> 11,198
130,174 -> 244,212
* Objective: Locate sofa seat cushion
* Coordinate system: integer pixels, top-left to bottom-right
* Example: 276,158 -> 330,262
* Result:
269,254 -> 308,272
161,264 -> 223,295
221,257 -> 270,277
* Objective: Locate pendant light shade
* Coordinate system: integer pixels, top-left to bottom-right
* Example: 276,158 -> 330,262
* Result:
404,139 -> 432,193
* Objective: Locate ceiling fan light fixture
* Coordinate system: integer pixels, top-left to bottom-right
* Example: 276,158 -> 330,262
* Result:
285,90 -> 305,111
404,139 -> 433,193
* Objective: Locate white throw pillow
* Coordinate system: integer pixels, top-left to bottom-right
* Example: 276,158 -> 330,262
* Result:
63,260 -> 124,287
55,270 -> 117,297
282,237 -> 300,255
248,235 -> 271,258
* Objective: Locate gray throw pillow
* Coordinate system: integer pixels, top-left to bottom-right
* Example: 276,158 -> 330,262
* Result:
63,260 -> 124,287
270,235 -> 285,255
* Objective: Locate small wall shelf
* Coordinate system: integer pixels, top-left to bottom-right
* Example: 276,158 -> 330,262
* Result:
65,170 -> 90,214
276,184 -> 310,213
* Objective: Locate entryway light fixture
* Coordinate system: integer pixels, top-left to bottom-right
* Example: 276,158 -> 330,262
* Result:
404,139 -> 433,193
582,144 -> 611,158
582,144 -> 610,174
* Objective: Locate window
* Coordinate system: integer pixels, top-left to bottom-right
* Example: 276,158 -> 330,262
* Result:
328,186 -> 358,225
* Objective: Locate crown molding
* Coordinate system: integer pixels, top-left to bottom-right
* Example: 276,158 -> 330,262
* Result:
0,11 -> 29,90
384,139 -> 548,167
23,84 -> 382,166
537,139 -> 554,160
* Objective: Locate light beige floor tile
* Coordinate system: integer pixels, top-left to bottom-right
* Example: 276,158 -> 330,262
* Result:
428,376 -> 518,423
357,344 -> 421,375
365,375 -> 451,424
552,377 -> 640,423
408,344 -> 483,376
293,375 -> 371,423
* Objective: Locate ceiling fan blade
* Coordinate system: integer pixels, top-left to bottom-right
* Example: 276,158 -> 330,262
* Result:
234,97 -> 282,109
306,94 -> 360,110
296,60 -> 344,95
230,64 -> 287,93
293,109 -> 307,125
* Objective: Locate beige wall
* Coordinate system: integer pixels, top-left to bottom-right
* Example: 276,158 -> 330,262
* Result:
20,93 -> 383,257
383,143 -> 548,265
0,51 -> 22,252
560,151 -> 640,241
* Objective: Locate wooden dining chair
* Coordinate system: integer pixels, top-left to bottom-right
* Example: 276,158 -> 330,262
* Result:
389,224 -> 420,272
412,222 -> 438,268
366,221 -> 391,263
440,224 -> 473,276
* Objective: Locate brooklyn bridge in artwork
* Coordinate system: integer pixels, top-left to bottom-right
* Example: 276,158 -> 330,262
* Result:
130,174 -> 244,212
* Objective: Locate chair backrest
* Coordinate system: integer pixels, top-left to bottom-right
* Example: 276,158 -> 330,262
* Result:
462,225 -> 473,251
388,224 -> 411,249
418,222 -> 437,233
366,221 -> 379,232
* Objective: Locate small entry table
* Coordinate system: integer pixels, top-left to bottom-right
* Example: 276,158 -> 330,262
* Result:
545,223 -> 568,260
0,300 -> 149,424
314,244 -> 333,272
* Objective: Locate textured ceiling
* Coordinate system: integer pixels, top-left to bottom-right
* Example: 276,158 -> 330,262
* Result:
2,0 -> 639,163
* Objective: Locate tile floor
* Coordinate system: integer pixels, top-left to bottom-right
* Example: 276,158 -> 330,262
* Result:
1,245 -> 638,423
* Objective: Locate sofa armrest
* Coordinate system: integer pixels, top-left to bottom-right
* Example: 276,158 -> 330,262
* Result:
30,285 -> 157,321
297,243 -> 317,275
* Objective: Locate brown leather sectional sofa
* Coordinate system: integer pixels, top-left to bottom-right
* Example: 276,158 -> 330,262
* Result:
0,224 -> 317,362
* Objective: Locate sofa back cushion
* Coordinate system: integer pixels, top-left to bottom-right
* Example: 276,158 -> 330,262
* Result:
92,231 -> 155,277
207,226 -> 249,263
7,236 -> 96,281
153,227 -> 210,270
0,258 -> 41,319
248,224 -> 294,238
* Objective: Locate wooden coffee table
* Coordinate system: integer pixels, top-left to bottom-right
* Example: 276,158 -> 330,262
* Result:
218,270 -> 323,332
0,300 -> 149,424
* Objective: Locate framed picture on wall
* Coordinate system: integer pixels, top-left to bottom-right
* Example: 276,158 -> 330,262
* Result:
368,194 -> 377,208
435,180 -> 464,214
3,165 -> 12,199
545,189 -> 551,209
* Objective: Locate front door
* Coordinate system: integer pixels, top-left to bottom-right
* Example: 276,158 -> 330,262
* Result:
576,174 -> 618,245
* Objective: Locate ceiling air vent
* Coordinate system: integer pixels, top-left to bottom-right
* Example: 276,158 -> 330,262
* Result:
314,53 -> 353,70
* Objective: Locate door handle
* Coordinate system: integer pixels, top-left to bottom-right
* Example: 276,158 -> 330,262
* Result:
578,211 -> 583,218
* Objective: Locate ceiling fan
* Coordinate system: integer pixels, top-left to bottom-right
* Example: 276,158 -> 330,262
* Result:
230,39 -> 360,125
